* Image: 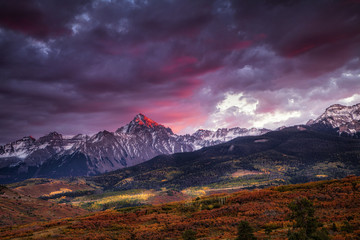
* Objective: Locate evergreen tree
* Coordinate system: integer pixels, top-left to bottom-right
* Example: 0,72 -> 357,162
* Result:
288,198 -> 330,240
182,229 -> 196,240
236,220 -> 257,240
340,221 -> 353,233
331,223 -> 337,232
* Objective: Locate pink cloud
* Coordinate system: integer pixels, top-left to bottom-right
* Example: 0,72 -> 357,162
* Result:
232,40 -> 252,50
161,56 -> 198,73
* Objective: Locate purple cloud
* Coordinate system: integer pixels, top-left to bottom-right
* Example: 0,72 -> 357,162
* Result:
0,0 -> 360,144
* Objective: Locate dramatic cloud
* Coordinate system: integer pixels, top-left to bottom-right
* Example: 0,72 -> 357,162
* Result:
0,0 -> 360,144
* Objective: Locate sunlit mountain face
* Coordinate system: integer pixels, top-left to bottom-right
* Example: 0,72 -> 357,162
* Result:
0,0 -> 360,145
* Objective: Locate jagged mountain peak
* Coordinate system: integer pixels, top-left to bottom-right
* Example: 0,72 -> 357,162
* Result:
315,103 -> 360,121
46,131 -> 62,138
90,130 -> 115,143
37,132 -> 63,143
1,113 -> 272,183
326,103 -> 345,110
71,134 -> 88,140
132,113 -> 160,128
308,102 -> 360,135
193,129 -> 213,137
19,136 -> 36,143
324,103 -> 360,112
116,113 -> 173,134
93,130 -> 113,138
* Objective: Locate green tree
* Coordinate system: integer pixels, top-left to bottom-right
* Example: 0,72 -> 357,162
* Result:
264,225 -> 272,236
287,198 -> 330,240
340,221 -> 353,233
331,223 -> 337,232
182,229 -> 196,240
312,228 -> 330,240
236,220 -> 257,240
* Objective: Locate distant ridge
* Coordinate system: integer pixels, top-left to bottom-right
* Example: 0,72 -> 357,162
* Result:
307,103 -> 360,136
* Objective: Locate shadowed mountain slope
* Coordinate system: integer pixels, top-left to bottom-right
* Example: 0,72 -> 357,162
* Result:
92,126 -> 360,190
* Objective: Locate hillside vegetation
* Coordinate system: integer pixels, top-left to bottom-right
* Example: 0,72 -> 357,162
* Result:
1,176 -> 359,239
92,127 -> 360,191
0,185 -> 88,226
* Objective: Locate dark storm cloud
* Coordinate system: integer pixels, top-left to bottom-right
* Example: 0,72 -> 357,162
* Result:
0,0 -> 87,39
0,0 -> 360,144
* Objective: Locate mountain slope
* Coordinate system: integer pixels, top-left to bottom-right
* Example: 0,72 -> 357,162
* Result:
307,103 -> 360,136
92,126 -> 360,190
0,184 -> 88,226
0,114 -> 269,183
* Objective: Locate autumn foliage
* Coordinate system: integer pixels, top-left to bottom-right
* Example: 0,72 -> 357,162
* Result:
0,176 -> 359,239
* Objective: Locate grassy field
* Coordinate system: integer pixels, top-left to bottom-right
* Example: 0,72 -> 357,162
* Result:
72,189 -> 155,210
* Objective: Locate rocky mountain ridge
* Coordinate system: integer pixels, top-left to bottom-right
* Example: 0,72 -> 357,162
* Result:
307,103 -> 360,136
0,113 -> 270,183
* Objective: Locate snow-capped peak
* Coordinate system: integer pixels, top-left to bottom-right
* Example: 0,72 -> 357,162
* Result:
116,113 -> 173,134
133,113 -> 159,128
312,103 -> 360,126
38,131 -> 62,142
308,103 -> 360,135
0,136 -> 36,159
1,113 -> 272,182
192,129 -> 213,139
90,130 -> 114,143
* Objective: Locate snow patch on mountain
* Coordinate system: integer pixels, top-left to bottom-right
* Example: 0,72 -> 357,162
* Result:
0,136 -> 36,159
0,114 -> 271,180
308,103 -> 360,135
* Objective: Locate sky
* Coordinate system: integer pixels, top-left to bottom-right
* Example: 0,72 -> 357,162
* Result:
1,0 -> 360,144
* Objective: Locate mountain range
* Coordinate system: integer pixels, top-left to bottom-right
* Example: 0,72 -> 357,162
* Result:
0,113 -> 269,183
1,103 -> 360,184
92,124 -> 360,192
